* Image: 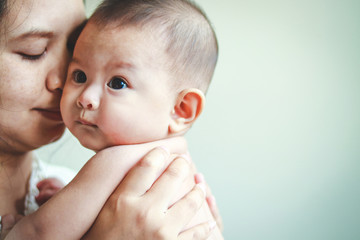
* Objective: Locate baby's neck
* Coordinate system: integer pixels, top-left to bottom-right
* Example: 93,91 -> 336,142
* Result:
94,136 -> 187,153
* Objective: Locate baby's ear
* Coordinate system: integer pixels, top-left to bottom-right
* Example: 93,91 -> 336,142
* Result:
168,88 -> 205,135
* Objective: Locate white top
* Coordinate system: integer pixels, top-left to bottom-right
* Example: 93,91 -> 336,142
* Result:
24,155 -> 77,215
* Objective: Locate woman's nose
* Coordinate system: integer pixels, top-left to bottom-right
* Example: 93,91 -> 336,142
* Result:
46,76 -> 64,93
76,87 -> 100,110
46,46 -> 70,93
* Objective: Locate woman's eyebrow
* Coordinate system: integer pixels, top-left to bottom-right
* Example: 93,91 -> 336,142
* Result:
12,29 -> 54,41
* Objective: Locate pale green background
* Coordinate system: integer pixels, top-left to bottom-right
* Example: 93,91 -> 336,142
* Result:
36,0 -> 360,239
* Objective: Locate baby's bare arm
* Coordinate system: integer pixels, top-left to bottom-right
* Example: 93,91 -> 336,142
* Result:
6,137 -> 188,240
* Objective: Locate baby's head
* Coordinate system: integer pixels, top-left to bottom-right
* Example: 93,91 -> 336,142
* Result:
92,0 -> 218,93
61,0 -> 218,151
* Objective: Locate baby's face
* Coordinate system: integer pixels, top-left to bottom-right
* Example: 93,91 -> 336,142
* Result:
61,22 -> 175,151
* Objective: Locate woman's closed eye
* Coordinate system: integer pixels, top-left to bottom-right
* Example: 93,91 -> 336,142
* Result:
18,49 -> 47,61
107,77 -> 128,90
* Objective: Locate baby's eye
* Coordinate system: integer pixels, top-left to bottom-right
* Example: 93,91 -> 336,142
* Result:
107,77 -> 128,90
73,70 -> 87,83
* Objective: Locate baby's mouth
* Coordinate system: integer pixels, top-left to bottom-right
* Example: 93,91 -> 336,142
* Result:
78,118 -> 97,127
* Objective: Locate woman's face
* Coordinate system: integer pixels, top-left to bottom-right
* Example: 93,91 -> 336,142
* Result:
0,0 -> 86,153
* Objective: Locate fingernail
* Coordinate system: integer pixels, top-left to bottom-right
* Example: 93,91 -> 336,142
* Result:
197,183 -> 206,196
209,220 -> 217,230
195,172 -> 205,183
207,195 -> 217,209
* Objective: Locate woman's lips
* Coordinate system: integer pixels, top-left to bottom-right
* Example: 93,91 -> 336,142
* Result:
33,108 -> 63,122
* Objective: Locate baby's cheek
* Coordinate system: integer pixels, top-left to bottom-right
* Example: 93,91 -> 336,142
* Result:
101,119 -> 138,145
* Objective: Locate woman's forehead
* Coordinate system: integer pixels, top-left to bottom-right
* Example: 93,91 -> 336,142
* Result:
2,0 -> 85,38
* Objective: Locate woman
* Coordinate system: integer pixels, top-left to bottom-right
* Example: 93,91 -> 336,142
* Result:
0,0 -> 221,238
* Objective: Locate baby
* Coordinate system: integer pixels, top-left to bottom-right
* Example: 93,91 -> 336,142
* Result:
7,0 -> 221,239
60,0 -> 217,153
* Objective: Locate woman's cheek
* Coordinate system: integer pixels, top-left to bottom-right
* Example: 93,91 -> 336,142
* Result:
0,68 -> 41,110
60,92 -> 74,122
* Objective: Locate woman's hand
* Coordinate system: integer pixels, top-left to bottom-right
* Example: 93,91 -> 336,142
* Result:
195,173 -> 223,232
0,214 -> 23,240
82,147 -> 216,240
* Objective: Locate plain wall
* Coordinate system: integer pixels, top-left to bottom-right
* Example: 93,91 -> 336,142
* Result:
36,0 -> 360,239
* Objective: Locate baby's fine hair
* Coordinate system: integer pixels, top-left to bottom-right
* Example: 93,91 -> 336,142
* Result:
91,0 -> 218,93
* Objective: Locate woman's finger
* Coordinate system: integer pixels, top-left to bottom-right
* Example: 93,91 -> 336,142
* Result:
206,195 -> 223,232
146,156 -> 191,208
0,214 -> 24,240
195,173 -> 224,232
114,147 -> 169,196
178,221 -> 216,240
166,183 -> 207,233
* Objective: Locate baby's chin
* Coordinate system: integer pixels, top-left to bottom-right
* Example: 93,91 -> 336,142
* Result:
79,139 -> 129,153
79,140 -> 106,153
76,133 -> 156,152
